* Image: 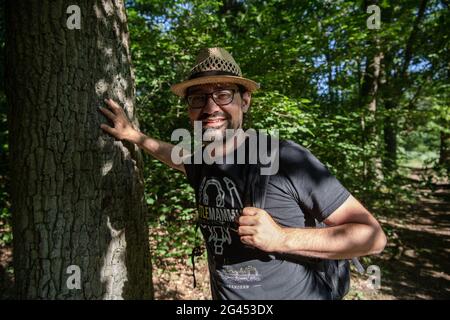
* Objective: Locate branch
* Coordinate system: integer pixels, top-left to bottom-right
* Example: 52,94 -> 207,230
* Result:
399,0 -> 429,80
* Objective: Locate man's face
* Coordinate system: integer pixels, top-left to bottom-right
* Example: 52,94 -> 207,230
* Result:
186,82 -> 251,142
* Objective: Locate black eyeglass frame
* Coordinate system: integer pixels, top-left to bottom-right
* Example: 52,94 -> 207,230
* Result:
185,89 -> 238,110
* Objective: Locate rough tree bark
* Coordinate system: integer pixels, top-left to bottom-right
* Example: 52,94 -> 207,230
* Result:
6,0 -> 153,299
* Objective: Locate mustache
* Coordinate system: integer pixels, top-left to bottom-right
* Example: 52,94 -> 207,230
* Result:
197,112 -> 229,121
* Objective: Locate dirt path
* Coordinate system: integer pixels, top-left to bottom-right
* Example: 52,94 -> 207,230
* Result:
346,183 -> 450,300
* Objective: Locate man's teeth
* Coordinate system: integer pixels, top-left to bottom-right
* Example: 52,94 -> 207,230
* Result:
205,119 -> 224,123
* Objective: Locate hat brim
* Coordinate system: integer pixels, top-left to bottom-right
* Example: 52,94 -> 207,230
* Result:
170,75 -> 260,97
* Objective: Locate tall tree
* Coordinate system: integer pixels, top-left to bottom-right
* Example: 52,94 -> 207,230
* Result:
438,67 -> 450,170
382,0 -> 429,171
5,0 -> 153,299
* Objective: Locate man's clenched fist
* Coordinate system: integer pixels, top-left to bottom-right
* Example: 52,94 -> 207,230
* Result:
237,207 -> 287,253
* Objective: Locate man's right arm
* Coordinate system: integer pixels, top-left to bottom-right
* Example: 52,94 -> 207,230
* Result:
132,132 -> 186,173
99,98 -> 186,173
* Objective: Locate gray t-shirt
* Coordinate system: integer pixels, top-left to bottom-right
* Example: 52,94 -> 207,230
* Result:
184,139 -> 350,300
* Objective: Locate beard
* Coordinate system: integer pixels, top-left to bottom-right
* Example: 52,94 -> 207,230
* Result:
200,112 -> 236,143
203,125 -> 228,142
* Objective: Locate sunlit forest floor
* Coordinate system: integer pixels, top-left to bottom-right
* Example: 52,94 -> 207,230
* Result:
1,176 -> 449,300
348,184 -> 450,299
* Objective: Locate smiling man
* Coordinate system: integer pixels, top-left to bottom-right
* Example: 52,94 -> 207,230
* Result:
185,83 -> 249,141
99,47 -> 387,300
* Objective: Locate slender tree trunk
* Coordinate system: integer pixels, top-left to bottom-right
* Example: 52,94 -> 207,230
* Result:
438,67 -> 450,170
439,131 -> 450,170
6,0 -> 153,299
361,51 -> 384,181
360,20 -> 384,191
326,49 -> 334,104
381,0 -> 428,172
383,100 -> 398,171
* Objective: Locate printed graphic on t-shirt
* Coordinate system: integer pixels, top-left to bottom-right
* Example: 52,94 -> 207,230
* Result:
197,176 -> 242,256
220,265 -> 262,283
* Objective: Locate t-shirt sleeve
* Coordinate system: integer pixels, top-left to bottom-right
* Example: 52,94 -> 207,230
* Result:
279,140 -> 350,222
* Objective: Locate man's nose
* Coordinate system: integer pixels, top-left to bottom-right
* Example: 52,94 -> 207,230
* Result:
202,95 -> 222,114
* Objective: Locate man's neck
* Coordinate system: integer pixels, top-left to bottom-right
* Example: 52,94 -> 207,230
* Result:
203,128 -> 248,162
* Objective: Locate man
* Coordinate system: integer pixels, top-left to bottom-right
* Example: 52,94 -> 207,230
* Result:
99,47 -> 387,300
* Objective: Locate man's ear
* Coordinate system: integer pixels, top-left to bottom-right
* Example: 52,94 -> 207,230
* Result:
241,91 -> 251,113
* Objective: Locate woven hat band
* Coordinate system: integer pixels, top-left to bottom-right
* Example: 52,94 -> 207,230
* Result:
188,70 -> 238,80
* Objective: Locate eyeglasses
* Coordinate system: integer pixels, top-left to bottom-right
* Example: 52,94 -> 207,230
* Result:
186,89 -> 237,109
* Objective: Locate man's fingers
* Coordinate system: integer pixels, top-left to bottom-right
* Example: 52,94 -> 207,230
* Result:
240,236 -> 254,246
242,207 -> 259,216
104,98 -> 126,116
238,215 -> 257,226
100,123 -> 117,136
99,106 -> 116,121
238,226 -> 255,236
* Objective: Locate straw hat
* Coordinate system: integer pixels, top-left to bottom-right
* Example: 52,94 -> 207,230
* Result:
170,47 -> 260,97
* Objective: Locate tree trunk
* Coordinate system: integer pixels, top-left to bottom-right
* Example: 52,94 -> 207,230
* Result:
380,0 -> 428,173
5,0 -> 153,299
439,68 -> 450,170
359,0 -> 384,189
361,50 -> 384,181
439,130 -> 450,170
383,101 -> 398,171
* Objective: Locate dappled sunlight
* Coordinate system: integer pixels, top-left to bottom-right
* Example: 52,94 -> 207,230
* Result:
100,216 -> 128,300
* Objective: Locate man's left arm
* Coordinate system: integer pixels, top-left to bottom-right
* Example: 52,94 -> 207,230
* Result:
238,195 -> 387,260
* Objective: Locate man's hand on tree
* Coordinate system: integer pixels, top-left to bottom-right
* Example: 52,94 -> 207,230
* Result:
237,207 -> 287,253
99,98 -> 142,144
